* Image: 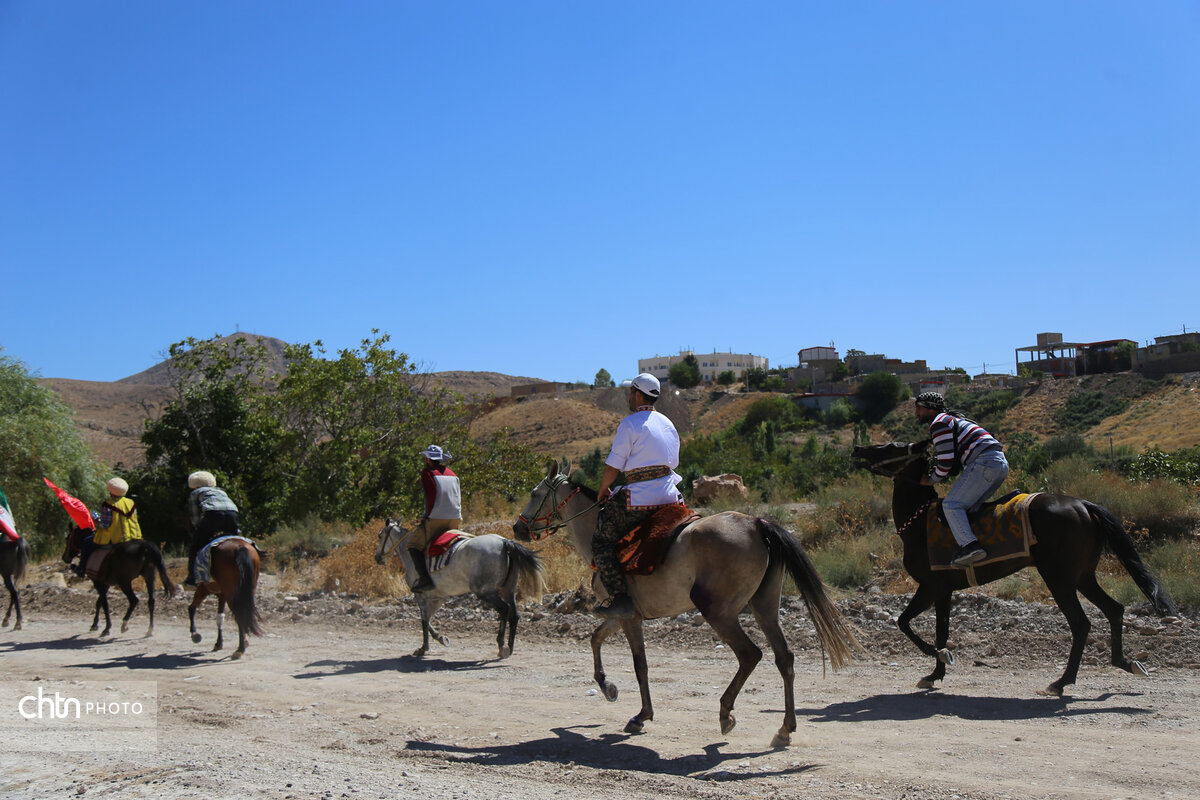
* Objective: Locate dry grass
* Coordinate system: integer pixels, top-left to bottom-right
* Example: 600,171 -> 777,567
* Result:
317,522 -> 407,597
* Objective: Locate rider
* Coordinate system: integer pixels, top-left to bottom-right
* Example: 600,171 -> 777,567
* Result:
914,391 -> 1010,568
410,445 -> 462,593
593,373 -> 683,619
77,477 -> 143,577
184,471 -> 241,587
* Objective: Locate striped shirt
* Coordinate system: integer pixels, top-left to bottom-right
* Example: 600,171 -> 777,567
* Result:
929,412 -> 1002,482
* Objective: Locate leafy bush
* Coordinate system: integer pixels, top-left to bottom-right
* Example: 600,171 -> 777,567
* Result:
1123,447 -> 1200,486
260,515 -> 353,569
1055,391 -> 1128,431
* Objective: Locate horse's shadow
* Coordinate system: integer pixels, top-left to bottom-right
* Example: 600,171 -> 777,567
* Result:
68,651 -> 219,670
799,690 -> 1152,724
405,724 -> 819,780
0,634 -> 114,653
294,654 -> 502,679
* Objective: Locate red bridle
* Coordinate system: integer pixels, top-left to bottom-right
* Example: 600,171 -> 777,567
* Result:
517,481 -> 582,541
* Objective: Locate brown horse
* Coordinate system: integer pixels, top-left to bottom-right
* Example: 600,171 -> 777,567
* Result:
62,527 -> 176,637
513,459 -> 861,748
188,537 -> 263,659
852,440 -> 1178,696
1,536 -> 30,630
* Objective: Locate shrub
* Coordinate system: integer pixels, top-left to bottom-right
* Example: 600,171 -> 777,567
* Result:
1043,456 -> 1200,537
260,515 -> 352,569
318,523 -> 407,596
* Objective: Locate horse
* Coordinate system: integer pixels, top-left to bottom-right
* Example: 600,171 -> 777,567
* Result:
851,440 -> 1179,696
512,458 -> 861,748
62,526 -> 176,638
374,519 -> 546,659
1,536 -> 30,630
188,537 -> 263,659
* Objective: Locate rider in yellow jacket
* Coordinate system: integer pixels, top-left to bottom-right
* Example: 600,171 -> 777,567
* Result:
75,478 -> 142,576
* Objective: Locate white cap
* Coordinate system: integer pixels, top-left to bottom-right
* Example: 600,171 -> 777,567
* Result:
621,373 -> 661,398
420,445 -> 447,462
106,477 -> 129,497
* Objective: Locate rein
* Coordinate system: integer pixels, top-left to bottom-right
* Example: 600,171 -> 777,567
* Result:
379,523 -> 411,560
895,500 -> 933,536
518,478 -> 598,541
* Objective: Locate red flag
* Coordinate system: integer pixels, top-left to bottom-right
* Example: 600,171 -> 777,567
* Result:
43,477 -> 95,530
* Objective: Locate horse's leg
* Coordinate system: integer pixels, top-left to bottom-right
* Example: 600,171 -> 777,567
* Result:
1077,572 -> 1147,677
2,574 -> 19,630
590,618 -> 624,703
478,590 -> 514,659
1038,568 -> 1090,697
96,585 -> 112,636
897,583 -> 950,688
213,597 -> 226,652
696,606 -> 762,738
749,591 -> 796,748
118,580 -> 139,634
142,568 -> 156,638
619,618 -> 654,734
188,587 -> 211,644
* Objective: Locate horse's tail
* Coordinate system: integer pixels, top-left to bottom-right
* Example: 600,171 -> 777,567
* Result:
502,538 -> 547,602
757,518 -> 863,670
143,541 -> 177,599
12,537 -> 30,582
231,545 -> 264,637
1084,501 -> 1178,617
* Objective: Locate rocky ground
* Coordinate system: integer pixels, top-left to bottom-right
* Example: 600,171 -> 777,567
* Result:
2,569 -> 1198,800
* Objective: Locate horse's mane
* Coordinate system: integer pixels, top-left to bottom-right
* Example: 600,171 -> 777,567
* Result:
568,479 -> 598,502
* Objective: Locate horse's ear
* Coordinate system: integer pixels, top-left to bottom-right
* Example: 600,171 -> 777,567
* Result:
544,459 -> 559,480
558,457 -> 571,477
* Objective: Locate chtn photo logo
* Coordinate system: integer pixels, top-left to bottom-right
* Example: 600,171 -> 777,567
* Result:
18,686 -> 146,720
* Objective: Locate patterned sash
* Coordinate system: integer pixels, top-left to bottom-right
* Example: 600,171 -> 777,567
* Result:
624,465 -> 672,483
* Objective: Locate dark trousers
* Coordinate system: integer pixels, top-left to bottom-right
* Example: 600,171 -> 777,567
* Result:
593,490 -> 658,598
188,510 -> 241,569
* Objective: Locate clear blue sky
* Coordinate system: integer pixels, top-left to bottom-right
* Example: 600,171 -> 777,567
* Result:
2,2 -> 1197,384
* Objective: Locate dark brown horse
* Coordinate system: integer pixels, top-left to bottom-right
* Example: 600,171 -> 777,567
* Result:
852,441 -> 1178,696
513,459 -> 861,747
188,537 -> 263,659
1,536 -> 30,630
62,527 -> 176,637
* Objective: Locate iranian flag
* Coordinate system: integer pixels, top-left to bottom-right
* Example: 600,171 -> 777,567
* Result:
0,485 -> 18,541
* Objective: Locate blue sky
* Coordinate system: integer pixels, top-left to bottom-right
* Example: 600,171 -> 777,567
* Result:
2,2 -> 1197,384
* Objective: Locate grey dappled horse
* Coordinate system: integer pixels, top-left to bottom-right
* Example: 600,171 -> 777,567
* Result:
375,520 -> 546,659
512,459 -> 862,748
1,536 -> 30,630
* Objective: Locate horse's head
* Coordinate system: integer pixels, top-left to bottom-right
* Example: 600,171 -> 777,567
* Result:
513,458 -> 573,542
374,519 -> 410,565
61,526 -> 85,564
851,440 -> 931,480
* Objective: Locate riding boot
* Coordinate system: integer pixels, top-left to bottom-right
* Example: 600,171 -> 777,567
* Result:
184,549 -> 198,587
408,549 -> 435,593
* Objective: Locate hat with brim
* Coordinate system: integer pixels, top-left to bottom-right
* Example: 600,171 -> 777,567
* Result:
620,372 -> 661,398
420,445 -> 446,462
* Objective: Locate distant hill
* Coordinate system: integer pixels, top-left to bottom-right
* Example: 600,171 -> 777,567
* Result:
117,333 -> 291,385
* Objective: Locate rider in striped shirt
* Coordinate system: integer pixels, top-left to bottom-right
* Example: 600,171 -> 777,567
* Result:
914,392 -> 1010,568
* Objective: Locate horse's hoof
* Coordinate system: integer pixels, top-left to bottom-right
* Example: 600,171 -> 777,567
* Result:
917,678 -> 937,690
602,682 -> 618,702
498,646 -> 512,659
212,644 -> 222,652
770,730 -> 791,749
191,633 -> 202,643
89,625 -> 99,632
624,717 -> 645,734
12,623 -> 19,631
100,630 -> 110,638
720,713 -> 737,735
436,635 -> 449,647
1129,660 -> 1150,677
412,648 -> 427,658
143,631 -> 153,639
231,651 -> 243,660
1038,685 -> 1064,697
936,648 -> 955,666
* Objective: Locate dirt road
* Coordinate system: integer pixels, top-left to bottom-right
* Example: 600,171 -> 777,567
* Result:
1,586 -> 1198,800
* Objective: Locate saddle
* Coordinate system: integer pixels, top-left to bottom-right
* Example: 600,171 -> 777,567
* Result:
196,535 -> 257,583
614,504 -> 700,576
426,529 -> 473,572
85,546 -> 112,580
927,492 -> 1040,575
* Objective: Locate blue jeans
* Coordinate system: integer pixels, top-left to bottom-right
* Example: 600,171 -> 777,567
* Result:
943,449 -> 1010,547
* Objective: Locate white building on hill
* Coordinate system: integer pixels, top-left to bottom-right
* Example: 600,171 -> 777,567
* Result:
639,349 -> 769,383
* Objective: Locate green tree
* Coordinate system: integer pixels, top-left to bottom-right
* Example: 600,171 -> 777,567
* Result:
744,366 -> 767,391
0,350 -> 105,555
593,368 -> 614,388
668,355 -> 702,389
717,370 -> 736,386
854,371 -> 903,424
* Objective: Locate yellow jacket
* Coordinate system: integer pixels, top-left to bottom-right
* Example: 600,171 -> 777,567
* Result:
93,497 -> 143,545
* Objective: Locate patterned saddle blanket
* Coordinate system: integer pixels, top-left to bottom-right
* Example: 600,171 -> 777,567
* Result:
927,491 -> 1040,573
614,504 -> 701,576
196,535 -> 257,583
426,530 -> 473,572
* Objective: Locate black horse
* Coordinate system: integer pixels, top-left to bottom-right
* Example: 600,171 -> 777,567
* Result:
62,527 -> 177,638
1,536 -> 30,630
852,440 -> 1178,696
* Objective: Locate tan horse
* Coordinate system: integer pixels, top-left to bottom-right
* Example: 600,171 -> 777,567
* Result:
513,458 -> 861,748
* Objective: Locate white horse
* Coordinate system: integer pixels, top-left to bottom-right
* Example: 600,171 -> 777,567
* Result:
375,520 -> 546,659
513,458 -> 862,748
